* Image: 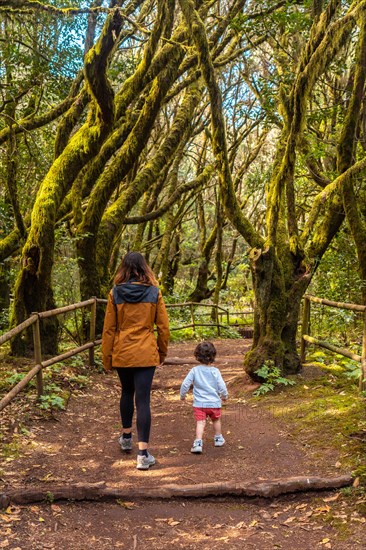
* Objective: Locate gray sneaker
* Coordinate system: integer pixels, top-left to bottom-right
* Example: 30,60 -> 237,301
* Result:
191,439 -> 203,453
214,434 -> 225,447
136,452 -> 155,470
118,435 -> 132,452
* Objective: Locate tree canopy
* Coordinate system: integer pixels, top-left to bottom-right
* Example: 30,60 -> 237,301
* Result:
1,0 -> 365,376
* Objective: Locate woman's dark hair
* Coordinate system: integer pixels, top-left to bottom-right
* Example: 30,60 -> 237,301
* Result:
114,252 -> 158,286
194,341 -> 216,364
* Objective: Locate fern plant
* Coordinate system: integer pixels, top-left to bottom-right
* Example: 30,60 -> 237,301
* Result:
253,361 -> 296,396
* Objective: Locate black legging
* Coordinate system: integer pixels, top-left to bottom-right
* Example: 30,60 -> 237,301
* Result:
116,367 -> 156,443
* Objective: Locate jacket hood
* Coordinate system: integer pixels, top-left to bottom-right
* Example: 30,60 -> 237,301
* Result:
113,282 -> 159,305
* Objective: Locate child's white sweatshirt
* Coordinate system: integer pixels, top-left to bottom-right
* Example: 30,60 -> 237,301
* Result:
180,364 -> 228,408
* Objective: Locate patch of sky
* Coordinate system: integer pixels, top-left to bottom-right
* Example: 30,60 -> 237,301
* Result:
46,0 -> 111,79
220,58 -> 276,122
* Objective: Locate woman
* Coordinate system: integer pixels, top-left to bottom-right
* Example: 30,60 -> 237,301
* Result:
102,252 -> 170,470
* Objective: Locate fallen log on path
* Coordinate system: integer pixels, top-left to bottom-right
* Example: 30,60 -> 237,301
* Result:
0,475 -> 353,507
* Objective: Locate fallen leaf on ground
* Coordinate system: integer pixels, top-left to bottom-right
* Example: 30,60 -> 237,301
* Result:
319,538 -> 332,548
283,516 -> 296,524
40,472 -> 54,481
323,494 -> 340,502
248,520 -> 258,527
235,521 -> 246,529
0,515 -> 20,523
116,500 -> 135,509
314,505 -> 331,514
51,504 -> 62,513
167,519 -> 180,527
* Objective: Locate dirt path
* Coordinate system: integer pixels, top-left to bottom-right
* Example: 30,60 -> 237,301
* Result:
0,340 -> 364,549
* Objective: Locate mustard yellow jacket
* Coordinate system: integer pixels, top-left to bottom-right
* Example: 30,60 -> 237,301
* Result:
101,282 -> 170,370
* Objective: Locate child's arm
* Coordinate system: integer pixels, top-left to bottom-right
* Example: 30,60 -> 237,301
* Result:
180,368 -> 195,400
217,371 -> 228,400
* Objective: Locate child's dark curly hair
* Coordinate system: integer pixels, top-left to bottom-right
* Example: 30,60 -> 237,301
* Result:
194,341 -> 216,364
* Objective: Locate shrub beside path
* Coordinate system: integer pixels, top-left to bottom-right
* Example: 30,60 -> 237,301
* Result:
0,339 -> 364,549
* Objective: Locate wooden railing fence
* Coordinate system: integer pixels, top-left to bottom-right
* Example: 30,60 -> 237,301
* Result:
0,298 -> 100,412
300,295 -> 366,391
164,302 -> 253,336
0,299 -> 253,411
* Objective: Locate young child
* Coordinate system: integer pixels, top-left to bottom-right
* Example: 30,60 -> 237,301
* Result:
180,341 -> 228,453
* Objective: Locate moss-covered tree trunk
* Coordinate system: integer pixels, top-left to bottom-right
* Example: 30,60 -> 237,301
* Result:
164,230 -> 181,294
221,237 -> 237,291
189,190 -> 217,302
179,0 -> 360,378
244,246 -> 310,376
84,81 -> 201,299
10,10 -> 123,354
339,16 -> 366,388
211,197 -> 223,320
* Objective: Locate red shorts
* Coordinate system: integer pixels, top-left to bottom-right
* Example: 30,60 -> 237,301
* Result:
194,407 -> 221,421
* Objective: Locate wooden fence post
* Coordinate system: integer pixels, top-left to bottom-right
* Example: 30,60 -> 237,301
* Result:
360,309 -> 366,392
32,314 -> 43,398
300,297 -> 310,364
89,297 -> 97,367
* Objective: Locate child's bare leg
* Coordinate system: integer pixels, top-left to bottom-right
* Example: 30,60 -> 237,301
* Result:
212,418 -> 222,436
196,420 -> 206,440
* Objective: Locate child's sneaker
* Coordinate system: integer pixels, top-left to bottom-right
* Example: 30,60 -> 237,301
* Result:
191,439 -> 203,453
136,452 -> 155,470
214,434 -> 225,447
118,435 -> 132,452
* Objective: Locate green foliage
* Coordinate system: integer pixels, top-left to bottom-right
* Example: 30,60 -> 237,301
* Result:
353,466 -> 366,485
45,491 -> 55,504
337,358 -> 361,381
53,224 -> 81,307
38,390 -> 66,411
4,372 -> 28,386
169,324 -> 241,342
306,350 -> 327,364
253,361 -> 296,396
309,229 -> 362,327
68,374 -> 89,388
66,356 -> 85,369
166,301 -> 243,342
340,486 -> 354,497
306,350 -> 362,385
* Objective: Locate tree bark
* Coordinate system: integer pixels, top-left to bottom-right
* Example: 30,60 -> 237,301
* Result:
10,9 -> 123,355
90,82 -> 201,298
0,475 -> 352,506
189,206 -> 217,303
178,0 -> 360,378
